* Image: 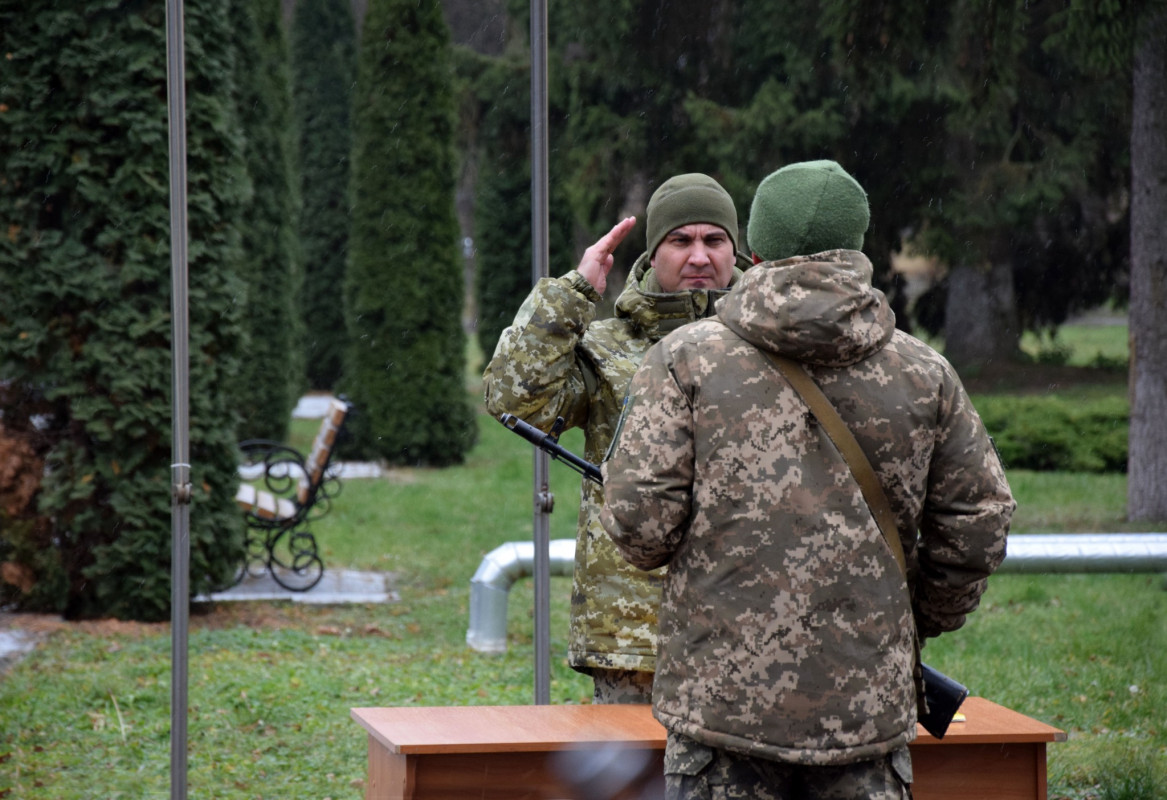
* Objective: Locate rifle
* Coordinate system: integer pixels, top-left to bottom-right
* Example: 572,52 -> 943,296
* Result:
498,414 -> 603,485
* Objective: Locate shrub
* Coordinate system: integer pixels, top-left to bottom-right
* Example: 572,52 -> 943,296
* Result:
974,394 -> 1129,473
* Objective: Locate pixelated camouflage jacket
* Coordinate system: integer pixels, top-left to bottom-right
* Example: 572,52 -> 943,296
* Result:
482,252 -> 747,673
600,250 -> 1013,764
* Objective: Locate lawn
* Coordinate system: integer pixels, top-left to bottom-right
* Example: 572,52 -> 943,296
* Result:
1,324 -> 1163,799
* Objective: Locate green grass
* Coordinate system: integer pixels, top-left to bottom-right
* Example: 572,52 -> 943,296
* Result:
2,328 -> 1164,798
1020,319 -> 1129,368
1008,471 -> 1163,533
924,572 -> 1165,800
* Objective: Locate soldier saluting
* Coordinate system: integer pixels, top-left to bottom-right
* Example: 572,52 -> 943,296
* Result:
484,174 -> 752,703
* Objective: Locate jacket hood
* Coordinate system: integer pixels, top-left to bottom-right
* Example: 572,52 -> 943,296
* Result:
717,249 -> 895,367
614,250 -> 750,341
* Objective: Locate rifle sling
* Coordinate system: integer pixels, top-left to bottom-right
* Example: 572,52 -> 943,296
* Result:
759,351 -> 909,580
756,346 -> 969,736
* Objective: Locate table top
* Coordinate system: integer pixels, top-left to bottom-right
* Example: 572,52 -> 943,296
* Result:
351,696 -> 1065,755
914,696 -> 1067,745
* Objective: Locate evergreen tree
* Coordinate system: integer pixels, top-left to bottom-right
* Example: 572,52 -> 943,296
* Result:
823,0 -> 1131,366
542,0 -> 757,278
292,0 -> 356,390
469,54 -> 574,360
231,0 -> 304,441
343,0 -> 477,465
0,0 -> 248,620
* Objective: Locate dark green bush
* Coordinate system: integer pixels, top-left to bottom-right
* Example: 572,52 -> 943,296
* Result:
973,394 -> 1129,473
341,0 -> 477,465
0,0 -> 247,619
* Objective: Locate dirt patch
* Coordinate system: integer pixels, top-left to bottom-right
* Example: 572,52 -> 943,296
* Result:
0,601 -> 344,639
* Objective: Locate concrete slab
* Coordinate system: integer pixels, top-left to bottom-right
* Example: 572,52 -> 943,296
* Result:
238,460 -> 383,481
196,569 -> 398,605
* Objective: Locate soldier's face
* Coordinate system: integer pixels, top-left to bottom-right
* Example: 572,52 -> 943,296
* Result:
651,224 -> 735,292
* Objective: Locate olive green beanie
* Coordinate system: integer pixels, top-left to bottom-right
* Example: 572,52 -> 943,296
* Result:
746,160 -> 870,262
646,173 -> 739,257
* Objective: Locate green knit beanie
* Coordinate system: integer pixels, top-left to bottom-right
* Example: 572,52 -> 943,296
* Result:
646,173 -> 738,258
746,160 -> 870,261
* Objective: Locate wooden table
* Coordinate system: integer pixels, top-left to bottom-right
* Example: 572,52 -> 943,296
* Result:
351,697 -> 1065,800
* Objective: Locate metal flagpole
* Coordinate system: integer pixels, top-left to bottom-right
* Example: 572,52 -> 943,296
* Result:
164,1 -> 192,797
530,0 -> 552,706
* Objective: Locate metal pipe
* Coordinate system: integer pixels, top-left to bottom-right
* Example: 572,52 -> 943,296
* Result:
164,0 -> 191,798
996,533 -> 1167,573
529,0 -> 552,705
466,534 -> 1167,654
467,539 -> 575,653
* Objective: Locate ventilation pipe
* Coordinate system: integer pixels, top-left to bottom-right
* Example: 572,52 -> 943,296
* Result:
466,533 -> 1167,653
467,539 -> 576,653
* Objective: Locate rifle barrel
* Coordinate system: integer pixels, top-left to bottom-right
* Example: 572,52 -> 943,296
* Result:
499,414 -> 603,485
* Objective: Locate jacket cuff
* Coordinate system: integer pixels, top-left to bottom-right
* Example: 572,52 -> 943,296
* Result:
564,270 -> 603,303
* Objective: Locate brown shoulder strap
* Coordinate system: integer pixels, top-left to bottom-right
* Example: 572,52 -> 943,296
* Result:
760,351 -> 909,579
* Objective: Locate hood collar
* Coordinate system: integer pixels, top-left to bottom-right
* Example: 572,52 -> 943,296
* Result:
717,250 -> 895,367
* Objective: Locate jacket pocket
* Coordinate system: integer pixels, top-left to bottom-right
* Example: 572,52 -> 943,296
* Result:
664,732 -> 715,777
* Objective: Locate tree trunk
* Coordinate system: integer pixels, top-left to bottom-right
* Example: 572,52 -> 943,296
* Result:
1127,7 -> 1167,521
942,259 -> 1021,371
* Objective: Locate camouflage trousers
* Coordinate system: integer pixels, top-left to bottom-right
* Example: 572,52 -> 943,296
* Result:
591,668 -> 655,704
663,732 -> 913,800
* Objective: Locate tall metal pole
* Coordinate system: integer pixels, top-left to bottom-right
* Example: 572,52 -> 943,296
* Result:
530,0 -> 552,706
164,1 -> 192,797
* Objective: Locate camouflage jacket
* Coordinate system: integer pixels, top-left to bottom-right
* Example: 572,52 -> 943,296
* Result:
600,251 -> 1013,763
483,252 -> 747,672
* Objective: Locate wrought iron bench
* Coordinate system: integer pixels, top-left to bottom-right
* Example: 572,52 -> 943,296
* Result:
233,397 -> 351,591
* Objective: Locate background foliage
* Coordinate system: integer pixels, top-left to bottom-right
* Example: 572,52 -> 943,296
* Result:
341,0 -> 478,465
974,394 -> 1129,473
292,0 -> 357,391
1,0 -> 1161,614
0,0 -> 247,620
230,0 -> 304,442
460,49 -> 576,360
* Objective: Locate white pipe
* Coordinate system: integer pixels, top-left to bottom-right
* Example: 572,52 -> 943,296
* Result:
465,534 -> 1167,653
466,539 -> 575,653
996,533 -> 1167,573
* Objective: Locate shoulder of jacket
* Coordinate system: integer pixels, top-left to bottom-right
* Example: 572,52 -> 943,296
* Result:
881,330 -> 958,373
660,318 -> 737,346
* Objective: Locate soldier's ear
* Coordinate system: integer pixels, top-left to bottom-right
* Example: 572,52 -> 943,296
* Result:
752,252 -> 763,265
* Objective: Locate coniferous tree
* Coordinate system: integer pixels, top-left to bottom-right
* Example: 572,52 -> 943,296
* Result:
231,0 -> 304,441
0,0 -> 248,620
470,56 -> 574,360
818,0 -> 1132,366
343,0 -> 477,465
292,0 -> 356,390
